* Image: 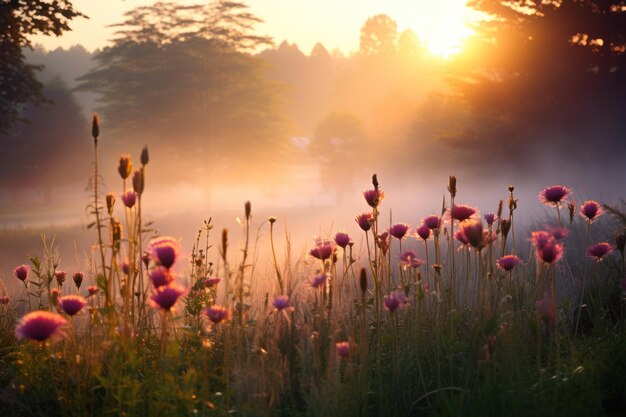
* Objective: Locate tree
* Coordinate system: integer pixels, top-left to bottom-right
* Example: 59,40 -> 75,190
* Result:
359,14 -> 398,56
440,0 -> 626,164
0,0 -> 83,134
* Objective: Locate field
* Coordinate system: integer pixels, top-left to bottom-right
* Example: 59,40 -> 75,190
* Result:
1,130 -> 625,417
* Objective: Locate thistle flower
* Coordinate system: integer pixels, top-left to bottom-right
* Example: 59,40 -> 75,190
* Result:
579,200 -> 603,223
500,218 -> 512,238
54,270 -> 67,286
399,251 -> 424,269
449,204 -> 478,222
309,238 -> 336,261
530,231 -> 553,250
149,284 -> 186,311
203,277 -> 221,287
149,267 -> 174,288
334,232 -> 352,249
149,237 -> 181,269
106,192 -> 115,214
459,220 -> 484,249
548,226 -> 568,242
272,295 -> 291,311
14,265 -> 29,282
384,291 -> 408,313
205,305 -> 229,323
311,271 -> 329,289
587,242 -> 613,262
423,215 -> 442,230
484,212 -> 498,226
355,212 -> 373,232
496,255 -> 523,271
73,272 -> 84,289
87,285 -> 99,296
454,230 -> 469,246
538,185 -> 570,206
118,154 -> 132,180
416,223 -> 431,240
537,242 -> 564,264
377,231 -> 390,255
1,295 -> 10,305
58,295 -> 87,316
16,311 -> 67,341
121,190 -> 136,208
389,223 -> 410,240
336,341 -> 350,358
363,189 -> 384,208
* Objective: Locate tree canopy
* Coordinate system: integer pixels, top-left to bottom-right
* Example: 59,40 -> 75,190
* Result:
0,0 -> 83,134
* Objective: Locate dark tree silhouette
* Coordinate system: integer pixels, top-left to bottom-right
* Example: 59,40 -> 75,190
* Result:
0,0 -> 83,134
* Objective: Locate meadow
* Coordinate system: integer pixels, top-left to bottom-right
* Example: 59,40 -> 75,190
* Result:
0,117 -> 625,417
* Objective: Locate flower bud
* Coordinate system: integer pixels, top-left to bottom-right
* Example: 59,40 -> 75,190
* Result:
73,272 -> 84,290
92,113 -> 100,140
140,145 -> 149,165
118,154 -> 132,180
448,175 -> 457,198
106,192 -> 115,215
359,267 -> 367,295
132,169 -> 144,195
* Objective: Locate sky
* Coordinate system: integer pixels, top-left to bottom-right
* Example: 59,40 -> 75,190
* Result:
32,0 -> 481,56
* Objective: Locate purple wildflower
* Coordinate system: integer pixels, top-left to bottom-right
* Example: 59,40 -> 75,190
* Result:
205,305 -> 229,323
538,185 -> 571,206
455,230 -> 469,246
530,231 -> 553,250
149,284 -> 186,311
16,311 -> 67,341
203,277 -> 221,287
273,295 -> 291,311
416,224 -> 431,240
496,255 -> 523,271
423,215 -> 442,230
309,238 -> 336,261
537,242 -> 564,264
54,270 -> 67,286
311,271 -> 329,289
149,236 -> 181,269
484,212 -> 498,226
73,272 -> 84,289
355,212 -> 373,232
334,232 -> 352,249
579,200 -> 603,223
399,251 -> 424,269
87,285 -> 99,296
378,231 -> 390,255
58,295 -> 87,316
14,265 -> 29,282
336,341 -> 350,358
389,223 -> 410,240
363,189 -> 384,208
587,242 -> 613,262
384,291 -> 408,313
149,267 -> 174,288
121,190 -> 136,208
459,220 -> 484,249
449,205 -> 478,222
548,226 -> 569,241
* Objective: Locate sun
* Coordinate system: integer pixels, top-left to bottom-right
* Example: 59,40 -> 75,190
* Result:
395,0 -> 479,58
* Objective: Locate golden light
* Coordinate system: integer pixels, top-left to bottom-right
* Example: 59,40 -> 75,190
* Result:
395,0 -> 479,58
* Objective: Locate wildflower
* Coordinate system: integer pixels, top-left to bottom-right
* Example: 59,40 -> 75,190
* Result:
149,236 -> 181,269
203,277 -> 221,287
355,212 -> 373,232
388,223 -> 410,240
579,201 -> 603,223
311,271 -> 329,289
132,169 -> 144,195
399,251 -> 424,269
16,311 -> 67,341
272,295 -> 291,311
334,232 -> 352,249
530,231 -> 553,250
205,305 -> 229,323
384,291 -> 408,313
121,190 -> 136,208
416,224 -> 431,240
106,192 -> 115,214
496,255 -> 523,271
336,341 -> 350,358
149,267 -> 174,288
537,242 -> 564,264
484,212 -> 498,226
118,154 -> 132,180
423,215 -> 442,230
149,284 -> 186,311
58,295 -> 87,316
538,185 -> 570,206
454,230 -> 469,246
587,242 -> 613,262
363,189 -> 384,208
500,218 -> 512,238
548,226 -> 568,241
87,285 -> 99,297
1,295 -> 9,305
73,272 -> 84,289
459,220 -> 484,249
14,265 -> 29,282
54,270 -> 67,286
309,238 -> 336,261
449,204 -> 478,222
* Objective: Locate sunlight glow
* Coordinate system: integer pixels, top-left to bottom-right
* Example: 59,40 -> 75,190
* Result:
395,0 -> 477,58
